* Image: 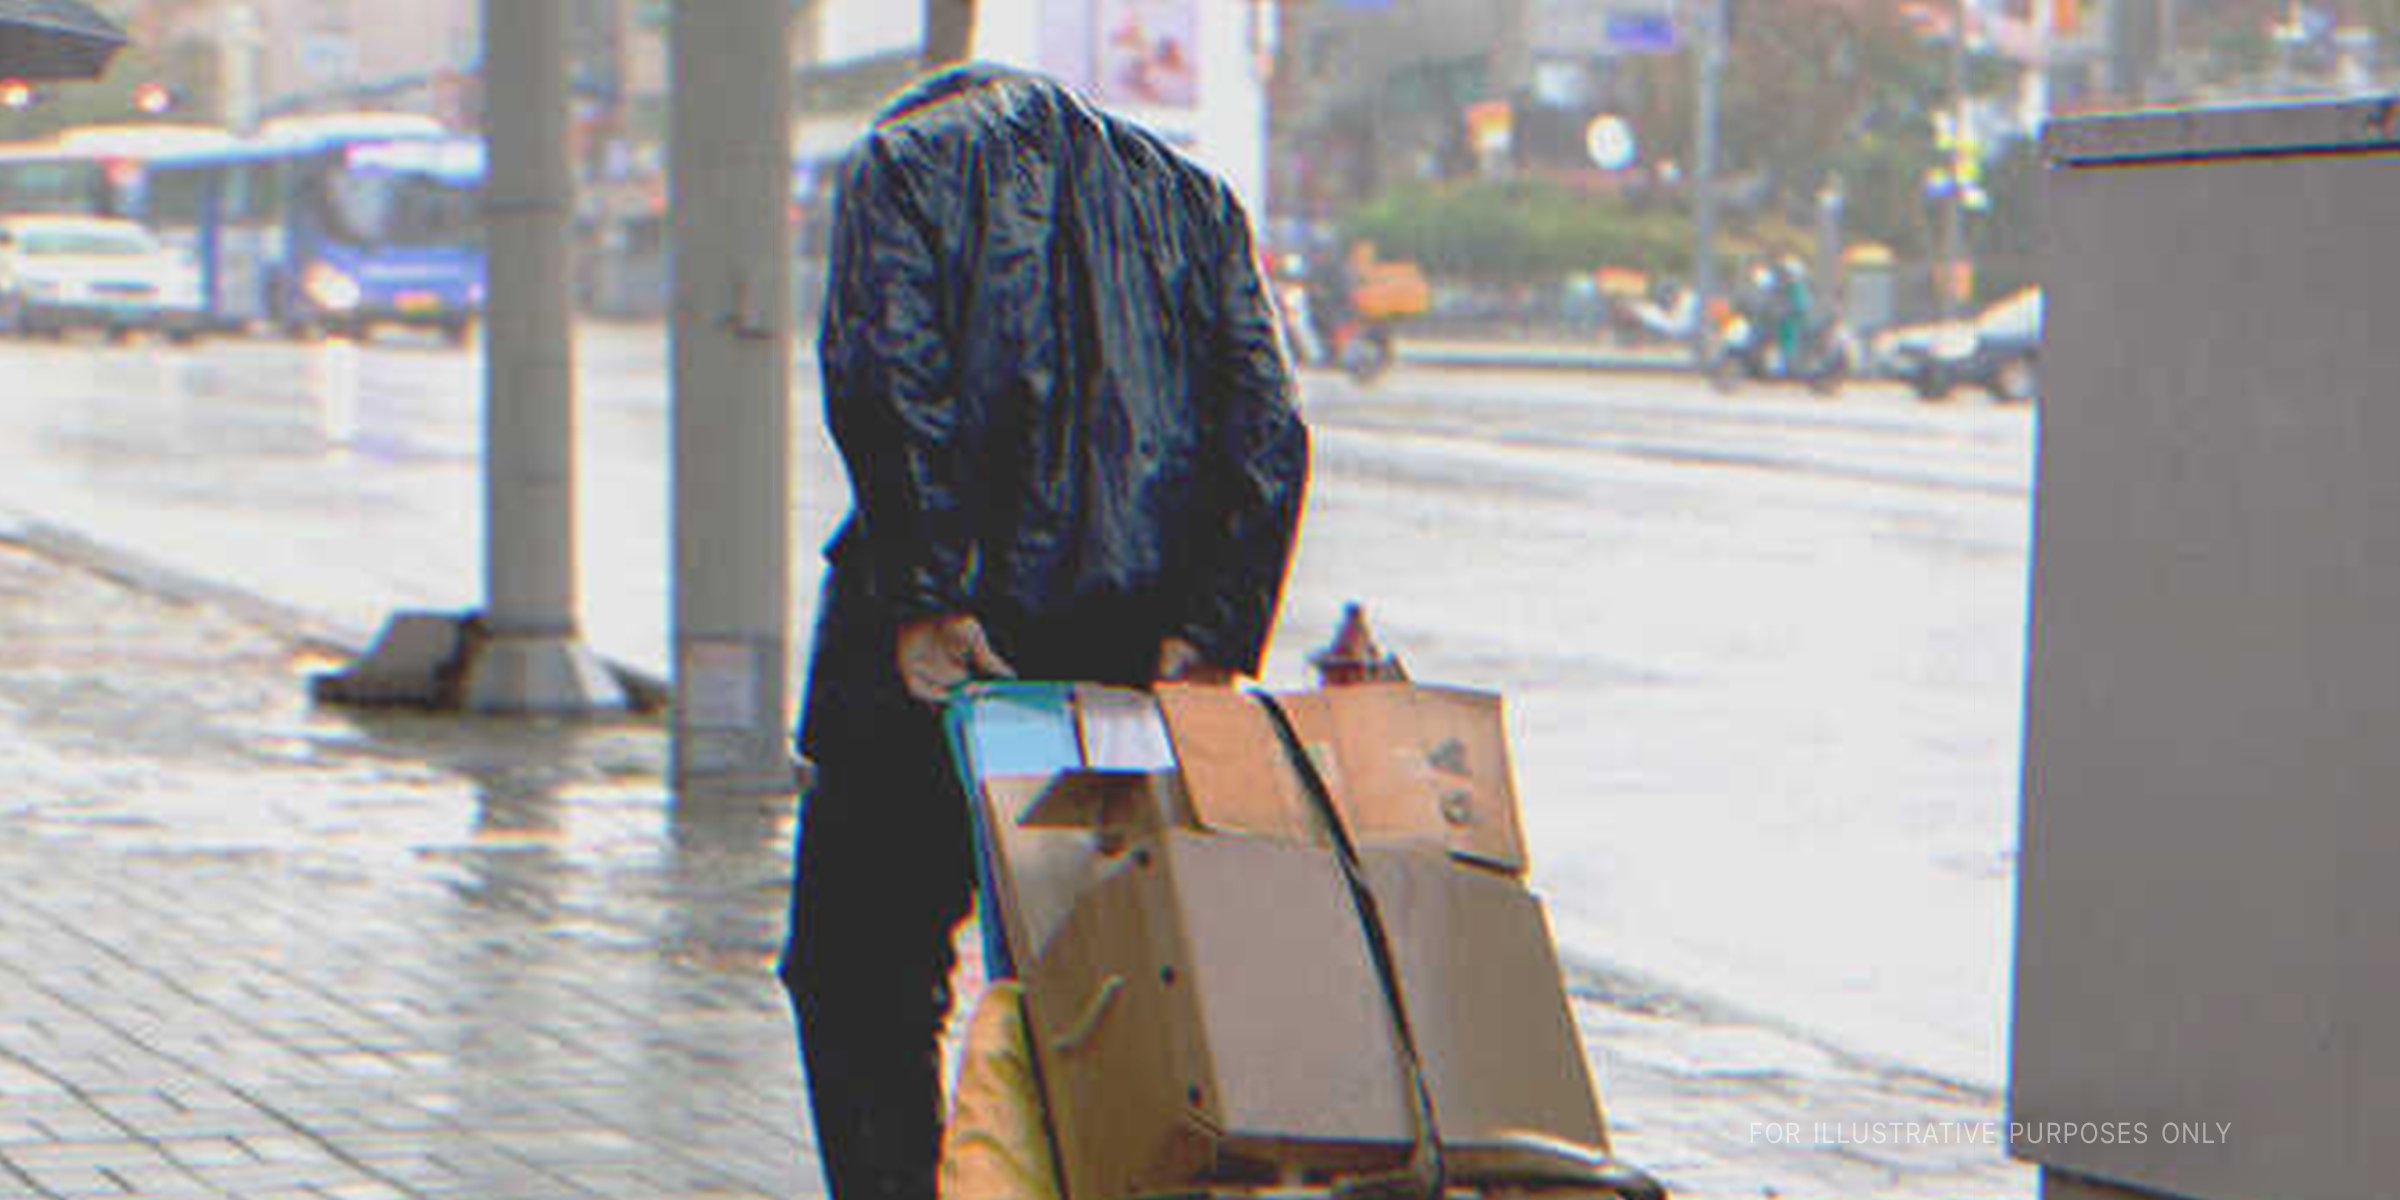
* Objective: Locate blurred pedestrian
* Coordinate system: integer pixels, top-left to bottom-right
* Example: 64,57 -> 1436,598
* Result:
1775,254 -> 1816,373
778,64 -> 1308,1200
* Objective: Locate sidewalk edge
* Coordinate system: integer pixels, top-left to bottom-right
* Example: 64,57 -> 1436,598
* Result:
0,508 -> 671,707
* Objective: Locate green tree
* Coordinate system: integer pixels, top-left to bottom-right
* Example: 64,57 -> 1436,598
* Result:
1969,136 -> 2043,302
1628,0 -> 1972,267
1345,178 -> 1695,282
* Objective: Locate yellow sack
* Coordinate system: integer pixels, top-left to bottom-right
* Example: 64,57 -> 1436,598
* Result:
939,982 -> 1064,1200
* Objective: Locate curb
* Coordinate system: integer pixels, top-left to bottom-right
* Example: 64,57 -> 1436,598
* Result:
1557,946 -> 2005,1101
1398,342 -> 1697,374
0,508 -> 673,712
0,513 -> 372,660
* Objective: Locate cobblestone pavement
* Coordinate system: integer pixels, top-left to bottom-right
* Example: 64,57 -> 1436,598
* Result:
0,532 -> 2032,1200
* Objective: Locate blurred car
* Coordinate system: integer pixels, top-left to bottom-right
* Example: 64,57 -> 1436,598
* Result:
0,214 -> 205,342
1870,286 -> 2042,402
1964,285 -> 2041,402
1870,313 -> 1975,398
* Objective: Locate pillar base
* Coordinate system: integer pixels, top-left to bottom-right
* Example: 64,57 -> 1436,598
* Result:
311,611 -> 472,707
461,629 -> 627,714
672,736 -> 803,800
314,611 -> 648,715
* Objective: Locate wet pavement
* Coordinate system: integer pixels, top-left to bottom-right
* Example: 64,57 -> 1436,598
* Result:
0,329 -> 2035,1089
0,532 -> 811,1199
0,503 -> 2029,1199
0,326 -> 2042,1195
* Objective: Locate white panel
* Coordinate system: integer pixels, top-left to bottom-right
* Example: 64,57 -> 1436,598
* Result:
2013,106 -> 2400,1200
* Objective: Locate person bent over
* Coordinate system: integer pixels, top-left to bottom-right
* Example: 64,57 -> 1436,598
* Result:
778,64 -> 1309,1200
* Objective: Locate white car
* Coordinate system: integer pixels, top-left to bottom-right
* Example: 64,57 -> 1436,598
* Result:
1869,287 -> 2043,402
1869,313 -> 1979,398
0,215 -> 206,342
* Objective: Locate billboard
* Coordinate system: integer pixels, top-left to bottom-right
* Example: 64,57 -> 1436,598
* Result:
1095,0 -> 1198,108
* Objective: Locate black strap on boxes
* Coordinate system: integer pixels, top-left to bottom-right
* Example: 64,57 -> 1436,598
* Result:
1254,693 -> 1446,1200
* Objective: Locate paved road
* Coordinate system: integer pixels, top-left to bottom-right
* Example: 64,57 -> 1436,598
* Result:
0,327 -> 2036,1089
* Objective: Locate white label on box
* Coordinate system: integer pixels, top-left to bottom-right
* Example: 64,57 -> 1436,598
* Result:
1076,689 -> 1177,771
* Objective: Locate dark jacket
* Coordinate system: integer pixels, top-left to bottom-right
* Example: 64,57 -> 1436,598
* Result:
801,65 -> 1307,760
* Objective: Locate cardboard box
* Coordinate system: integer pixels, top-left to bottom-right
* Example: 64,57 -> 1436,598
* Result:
953,682 -> 1604,1200
1158,683 -> 1529,873
979,773 -> 1171,969
1024,830 -> 1414,1200
1357,845 -> 1606,1157
967,684 -> 1526,874
954,685 -> 1192,969
1022,830 -> 1607,1200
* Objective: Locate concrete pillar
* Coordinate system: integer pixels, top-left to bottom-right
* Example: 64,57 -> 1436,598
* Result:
923,0 -> 973,67
1493,0 -> 1535,100
1814,175 -> 1843,300
462,0 -> 625,713
668,0 -> 795,797
1689,0 -> 1727,357
217,3 -> 264,134
1197,0 -> 1271,218
2105,0 -> 2156,103
2020,0 -> 2054,134
1938,0 -> 1970,318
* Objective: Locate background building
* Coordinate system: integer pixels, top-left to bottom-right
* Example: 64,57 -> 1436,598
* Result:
792,0 -> 1272,218
128,0 -> 477,124
112,0 -> 669,133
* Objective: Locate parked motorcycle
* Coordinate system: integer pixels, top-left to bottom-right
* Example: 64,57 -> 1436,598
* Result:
1332,318 -> 1398,382
1269,251 -> 1406,383
1705,310 -> 1854,396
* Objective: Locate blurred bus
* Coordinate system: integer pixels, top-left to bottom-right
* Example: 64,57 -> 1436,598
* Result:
0,124 -> 241,218
2,115 -> 485,342
141,114 -> 486,342
139,113 -> 486,343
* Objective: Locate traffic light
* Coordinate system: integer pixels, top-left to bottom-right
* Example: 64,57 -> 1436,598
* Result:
0,79 -> 33,111
133,83 -> 175,115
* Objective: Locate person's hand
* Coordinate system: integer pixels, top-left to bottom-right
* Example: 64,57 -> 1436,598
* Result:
1155,637 -> 1235,687
896,613 -> 1015,704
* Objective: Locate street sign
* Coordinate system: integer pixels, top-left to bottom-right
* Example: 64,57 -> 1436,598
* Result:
1535,0 -> 1677,54
1584,113 -> 1636,170
1604,11 -> 1678,53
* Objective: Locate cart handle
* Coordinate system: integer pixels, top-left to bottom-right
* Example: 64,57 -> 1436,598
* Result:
1048,975 -> 1125,1057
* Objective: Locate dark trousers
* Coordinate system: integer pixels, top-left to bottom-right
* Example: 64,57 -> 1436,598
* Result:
779,577 -> 1164,1200
778,706 -> 976,1200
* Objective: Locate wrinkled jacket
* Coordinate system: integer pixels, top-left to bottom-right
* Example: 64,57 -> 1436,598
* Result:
801,65 -> 1307,759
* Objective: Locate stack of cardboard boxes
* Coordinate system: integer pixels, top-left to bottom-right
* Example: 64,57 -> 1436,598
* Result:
953,681 -> 1617,1200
